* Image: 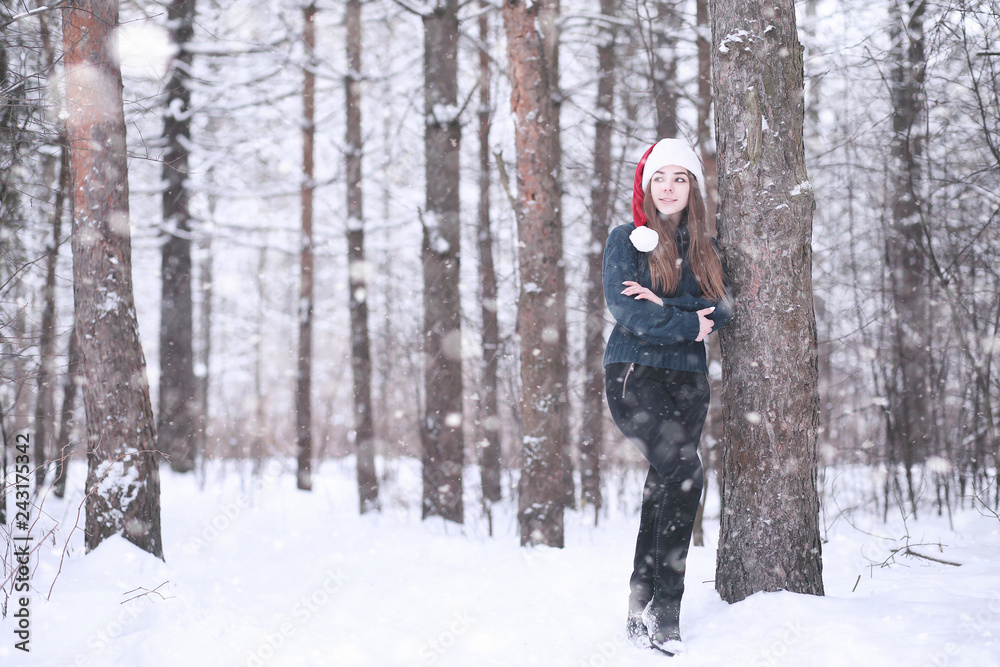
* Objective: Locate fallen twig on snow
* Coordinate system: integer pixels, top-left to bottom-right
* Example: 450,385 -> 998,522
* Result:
890,546 -> 961,567
121,581 -> 174,605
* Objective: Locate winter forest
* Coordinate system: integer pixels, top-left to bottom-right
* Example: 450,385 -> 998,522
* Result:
1,0 -> 999,665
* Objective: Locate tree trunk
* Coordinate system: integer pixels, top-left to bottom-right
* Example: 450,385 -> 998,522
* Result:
52,320 -> 80,499
885,0 -> 929,513
692,0 -> 718,547
296,2 -> 317,491
477,0 -> 502,506
252,245 -> 267,466
196,231 -> 212,463
346,0 -> 379,513
197,20 -> 224,463
695,0 -> 718,227
62,0 -> 163,558
581,0 -> 618,520
32,11 -> 67,490
650,0 -> 679,139
502,0 -> 564,548
33,140 -> 68,489
159,0 -> 199,474
712,0 -> 823,601
0,399 -> 8,525
420,0 -> 464,524
536,0 -> 574,512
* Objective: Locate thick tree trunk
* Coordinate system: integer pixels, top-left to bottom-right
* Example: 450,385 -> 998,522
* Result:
885,0 -> 929,512
581,0 -> 618,519
502,0 -> 564,547
477,0 -> 502,506
159,0 -> 198,474
346,0 -> 379,513
63,0 -> 163,558
296,2 -> 317,491
711,0 -> 823,601
537,0 -> 574,512
421,0 -> 464,523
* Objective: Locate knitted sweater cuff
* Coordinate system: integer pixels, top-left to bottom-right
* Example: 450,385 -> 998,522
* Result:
679,310 -> 701,342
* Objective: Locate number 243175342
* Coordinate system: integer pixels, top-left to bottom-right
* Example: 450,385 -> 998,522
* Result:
14,433 -> 31,521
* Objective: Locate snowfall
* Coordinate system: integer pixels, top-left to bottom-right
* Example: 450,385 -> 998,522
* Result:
2,457 -> 999,667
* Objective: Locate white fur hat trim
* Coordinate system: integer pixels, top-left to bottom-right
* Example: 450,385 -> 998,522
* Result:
630,225 -> 659,252
640,138 -> 705,196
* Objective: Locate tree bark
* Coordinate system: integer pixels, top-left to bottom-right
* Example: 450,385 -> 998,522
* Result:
196,231 -> 212,462
33,140 -> 68,489
885,0 -> 930,512
581,0 -> 619,519
52,320 -> 80,499
502,0 -> 564,547
32,10 -> 67,490
538,0 -> 576,509
296,2 -> 317,491
1,23 -> 33,440
420,0 -> 465,524
536,0 -> 574,512
692,0 -> 718,547
346,0 -> 380,513
159,0 -> 199,474
695,0 -> 718,227
712,0 -> 823,601
477,0 -> 502,506
63,0 -> 163,558
650,0 -> 679,139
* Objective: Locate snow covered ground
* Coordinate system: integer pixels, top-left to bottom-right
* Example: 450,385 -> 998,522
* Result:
2,458 -> 999,667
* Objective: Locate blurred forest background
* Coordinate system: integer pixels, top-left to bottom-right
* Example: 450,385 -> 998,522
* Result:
1,0 -> 998,537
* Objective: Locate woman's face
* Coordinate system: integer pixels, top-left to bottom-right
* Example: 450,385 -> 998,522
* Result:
649,166 -> 691,223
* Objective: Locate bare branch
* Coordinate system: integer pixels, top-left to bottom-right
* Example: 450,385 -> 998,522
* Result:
890,546 -> 962,567
122,582 -> 175,605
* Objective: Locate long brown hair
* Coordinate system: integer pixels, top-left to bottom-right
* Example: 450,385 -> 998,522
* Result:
642,174 -> 726,301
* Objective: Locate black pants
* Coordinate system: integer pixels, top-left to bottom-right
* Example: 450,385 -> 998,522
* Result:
605,363 -> 709,633
604,363 -> 709,487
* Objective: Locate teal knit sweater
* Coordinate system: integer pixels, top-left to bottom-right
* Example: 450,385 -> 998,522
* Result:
602,223 -> 732,373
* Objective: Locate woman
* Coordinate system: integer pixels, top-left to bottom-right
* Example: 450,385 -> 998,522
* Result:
603,138 -> 732,655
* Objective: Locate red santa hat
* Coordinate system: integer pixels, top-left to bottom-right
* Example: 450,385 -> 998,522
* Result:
630,138 -> 705,252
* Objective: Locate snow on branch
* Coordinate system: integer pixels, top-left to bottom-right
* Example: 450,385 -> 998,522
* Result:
185,41 -> 285,57
557,12 -> 633,31
428,81 -> 480,127
0,3 -> 64,30
391,0 -> 436,18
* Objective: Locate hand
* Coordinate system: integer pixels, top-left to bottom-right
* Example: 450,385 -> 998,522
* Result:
621,281 -> 663,307
696,307 -> 716,342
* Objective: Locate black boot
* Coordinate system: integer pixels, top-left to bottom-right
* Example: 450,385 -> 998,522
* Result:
644,480 -> 701,655
643,599 -> 682,655
626,467 -> 665,647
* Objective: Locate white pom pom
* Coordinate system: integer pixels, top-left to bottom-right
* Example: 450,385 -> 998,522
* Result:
630,225 -> 659,252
